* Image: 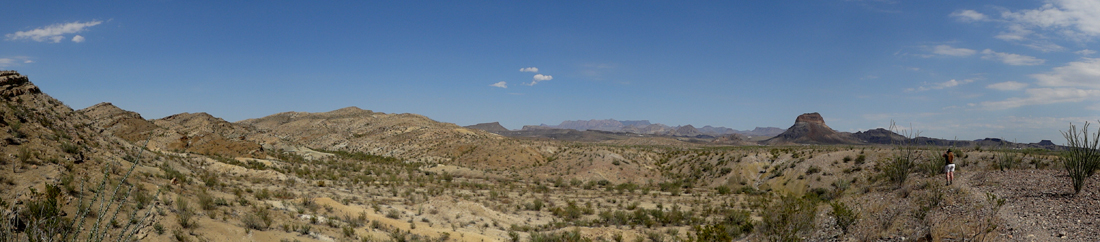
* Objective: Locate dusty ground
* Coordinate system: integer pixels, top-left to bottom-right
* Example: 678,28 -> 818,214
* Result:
971,169 -> 1100,241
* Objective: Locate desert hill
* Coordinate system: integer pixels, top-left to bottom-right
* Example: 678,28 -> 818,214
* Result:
80,103 -> 263,157
765,112 -> 860,144
462,122 -> 509,133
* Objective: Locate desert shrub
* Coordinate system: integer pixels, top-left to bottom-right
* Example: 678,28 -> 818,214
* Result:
880,154 -> 914,185
342,225 -> 356,237
61,142 -> 82,154
197,191 -> 216,211
854,154 -> 866,165
760,195 -> 816,242
529,229 -> 589,242
805,166 -> 821,175
525,199 -> 545,211
176,196 -> 195,229
386,209 -> 401,219
550,200 -> 593,221
829,201 -> 857,234
913,184 -> 944,220
690,209 -> 753,241
993,146 -> 1022,171
715,185 -> 732,195
134,184 -> 152,209
200,171 -> 218,187
1060,122 -> 1100,194
916,156 -> 943,177
160,164 -> 189,184
243,206 -> 273,230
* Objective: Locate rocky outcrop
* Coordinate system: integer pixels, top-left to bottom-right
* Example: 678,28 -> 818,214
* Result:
764,113 -> 859,145
0,71 -> 40,100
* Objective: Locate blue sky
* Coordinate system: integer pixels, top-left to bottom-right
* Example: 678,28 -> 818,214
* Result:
4,1 -> 1100,143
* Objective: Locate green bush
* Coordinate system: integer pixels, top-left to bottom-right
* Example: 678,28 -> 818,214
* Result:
176,196 -> 195,229
760,195 -> 816,242
715,185 -> 732,195
1060,122 -> 1100,195
829,201 -> 857,234
690,210 -> 753,241
198,191 -> 217,211
881,154 -> 914,185
993,149 -> 1022,171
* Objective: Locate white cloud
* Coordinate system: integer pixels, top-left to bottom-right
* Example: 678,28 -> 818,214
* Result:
6,20 -> 102,43
1031,58 -> 1100,88
994,24 -> 1033,41
951,10 -> 988,22
931,45 -> 976,56
1001,0 -> 1100,40
981,57 -> 1100,109
0,56 -> 33,67
980,49 -> 1045,65
525,74 -> 552,86
980,87 -> 1100,109
909,79 -> 974,92
1076,49 -> 1097,55
71,35 -> 85,43
519,67 -> 539,73
987,81 -> 1029,91
490,81 -> 507,88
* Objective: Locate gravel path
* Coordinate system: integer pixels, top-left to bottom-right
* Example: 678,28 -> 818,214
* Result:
968,169 -> 1100,242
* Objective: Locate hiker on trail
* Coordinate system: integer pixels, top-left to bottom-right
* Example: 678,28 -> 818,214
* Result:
943,149 -> 955,185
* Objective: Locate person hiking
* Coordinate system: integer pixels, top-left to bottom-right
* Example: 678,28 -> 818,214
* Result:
943,149 -> 955,185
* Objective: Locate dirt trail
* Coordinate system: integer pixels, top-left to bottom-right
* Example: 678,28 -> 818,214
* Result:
961,169 -> 1100,241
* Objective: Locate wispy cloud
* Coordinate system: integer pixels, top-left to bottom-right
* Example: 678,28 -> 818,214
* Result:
1075,49 -> 1096,55
931,45 -> 976,57
71,35 -> 85,43
907,79 -> 974,92
490,81 -> 507,88
519,67 -> 538,73
980,49 -> 1044,65
0,56 -> 34,67
6,20 -> 103,43
951,10 -> 988,22
987,81 -> 1029,91
980,88 -> 1100,109
981,58 -> 1100,109
1032,58 -> 1100,88
1000,0 -> 1100,40
525,74 -> 552,86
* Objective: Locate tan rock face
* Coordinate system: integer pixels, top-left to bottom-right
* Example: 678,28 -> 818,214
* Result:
795,112 -> 826,125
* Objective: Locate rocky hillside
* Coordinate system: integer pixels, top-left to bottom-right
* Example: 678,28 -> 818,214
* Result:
80,103 -> 263,158
237,107 -> 533,165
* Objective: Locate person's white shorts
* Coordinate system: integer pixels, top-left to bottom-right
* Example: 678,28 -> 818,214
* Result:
944,164 -> 956,173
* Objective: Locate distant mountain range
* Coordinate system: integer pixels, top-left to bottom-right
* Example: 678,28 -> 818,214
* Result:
490,119 -> 785,137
